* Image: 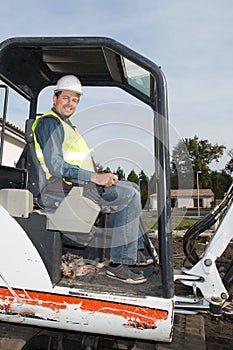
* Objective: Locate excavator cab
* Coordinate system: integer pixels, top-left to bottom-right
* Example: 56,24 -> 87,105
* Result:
0,37 -> 174,348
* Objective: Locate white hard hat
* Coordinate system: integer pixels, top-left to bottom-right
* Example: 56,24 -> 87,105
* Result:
54,75 -> 83,95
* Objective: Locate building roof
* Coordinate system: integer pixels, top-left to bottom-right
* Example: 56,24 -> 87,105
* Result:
150,189 -> 214,198
171,189 -> 214,197
0,117 -> 24,138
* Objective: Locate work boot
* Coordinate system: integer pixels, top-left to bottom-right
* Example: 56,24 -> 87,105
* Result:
106,264 -> 147,284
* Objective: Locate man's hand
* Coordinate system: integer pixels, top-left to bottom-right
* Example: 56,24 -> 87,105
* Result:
91,172 -> 118,187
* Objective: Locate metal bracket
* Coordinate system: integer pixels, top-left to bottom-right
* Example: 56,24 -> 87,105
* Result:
175,202 -> 233,307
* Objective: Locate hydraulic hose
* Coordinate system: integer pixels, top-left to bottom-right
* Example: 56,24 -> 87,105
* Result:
183,182 -> 233,265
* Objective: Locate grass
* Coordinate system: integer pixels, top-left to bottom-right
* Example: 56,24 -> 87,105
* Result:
142,210 -> 200,231
171,216 -> 199,230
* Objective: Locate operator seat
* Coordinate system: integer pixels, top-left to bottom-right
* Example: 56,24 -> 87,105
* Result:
16,119 -> 104,248
17,119 -> 73,208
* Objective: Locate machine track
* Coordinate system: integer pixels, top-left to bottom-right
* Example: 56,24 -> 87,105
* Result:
156,314 -> 205,350
0,313 -> 232,349
155,313 -> 232,350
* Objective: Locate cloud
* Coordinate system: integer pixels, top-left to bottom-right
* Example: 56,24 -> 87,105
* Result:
0,0 -> 233,172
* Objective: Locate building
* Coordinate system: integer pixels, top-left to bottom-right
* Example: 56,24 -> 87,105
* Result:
0,118 -> 25,166
150,189 -> 214,210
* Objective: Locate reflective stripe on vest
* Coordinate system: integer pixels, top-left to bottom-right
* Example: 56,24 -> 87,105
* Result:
32,109 -> 94,180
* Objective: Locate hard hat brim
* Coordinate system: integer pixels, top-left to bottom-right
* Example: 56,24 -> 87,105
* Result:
54,88 -> 83,96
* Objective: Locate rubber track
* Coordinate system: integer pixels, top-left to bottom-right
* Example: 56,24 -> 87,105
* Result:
156,314 -> 205,350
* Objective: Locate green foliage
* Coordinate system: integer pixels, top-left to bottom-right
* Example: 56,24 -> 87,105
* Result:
139,170 -> 148,182
225,149 -> 233,174
96,163 -> 112,173
127,169 -> 139,183
138,170 -> 149,209
102,166 -> 112,173
210,171 -> 232,199
170,138 -> 194,189
171,135 -> 226,189
171,217 -> 199,230
141,211 -> 199,231
148,172 -> 157,196
127,170 -> 149,208
114,166 -> 125,180
95,163 -> 104,173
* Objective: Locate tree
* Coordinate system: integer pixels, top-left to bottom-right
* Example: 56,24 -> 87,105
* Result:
171,139 -> 193,189
103,166 -> 112,173
138,170 -> 149,209
127,170 -> 149,208
225,149 -> 233,174
95,163 -> 112,173
127,169 -> 139,184
210,170 -> 232,200
171,135 -> 226,189
95,162 -> 104,173
114,166 -> 125,180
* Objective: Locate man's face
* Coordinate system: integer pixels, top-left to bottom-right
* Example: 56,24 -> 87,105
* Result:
53,90 -> 80,119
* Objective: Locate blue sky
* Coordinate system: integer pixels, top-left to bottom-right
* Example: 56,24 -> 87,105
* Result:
1,0 -> 233,175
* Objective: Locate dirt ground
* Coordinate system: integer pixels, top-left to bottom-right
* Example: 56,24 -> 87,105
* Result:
171,236 -> 233,350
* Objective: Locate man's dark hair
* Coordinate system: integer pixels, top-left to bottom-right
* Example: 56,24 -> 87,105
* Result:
54,91 -> 62,98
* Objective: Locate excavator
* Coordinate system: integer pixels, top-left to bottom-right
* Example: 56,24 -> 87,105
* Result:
0,36 -> 232,349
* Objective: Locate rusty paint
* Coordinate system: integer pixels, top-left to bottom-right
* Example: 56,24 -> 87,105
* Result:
0,287 -> 168,329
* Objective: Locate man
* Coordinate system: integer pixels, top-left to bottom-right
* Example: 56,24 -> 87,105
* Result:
32,75 -> 153,284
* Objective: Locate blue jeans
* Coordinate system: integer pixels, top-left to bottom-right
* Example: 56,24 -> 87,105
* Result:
99,181 -> 145,265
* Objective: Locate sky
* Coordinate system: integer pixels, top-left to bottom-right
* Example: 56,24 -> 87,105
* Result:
1,0 -> 233,176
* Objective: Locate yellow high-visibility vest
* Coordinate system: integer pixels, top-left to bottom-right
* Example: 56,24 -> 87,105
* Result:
32,109 -> 94,181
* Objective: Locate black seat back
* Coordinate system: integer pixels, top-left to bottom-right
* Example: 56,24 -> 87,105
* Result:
16,119 -> 47,204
